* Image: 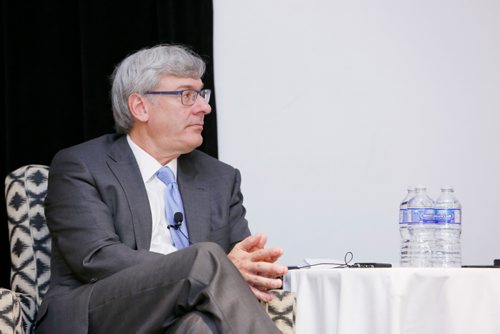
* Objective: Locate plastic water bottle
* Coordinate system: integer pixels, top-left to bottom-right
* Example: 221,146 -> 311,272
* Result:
399,187 -> 415,267
407,186 -> 435,267
434,187 -> 462,267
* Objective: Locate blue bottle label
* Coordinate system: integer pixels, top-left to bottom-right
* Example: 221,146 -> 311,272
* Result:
435,208 -> 461,224
407,208 -> 436,224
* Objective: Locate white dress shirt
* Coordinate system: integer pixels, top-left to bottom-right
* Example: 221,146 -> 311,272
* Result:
127,135 -> 179,255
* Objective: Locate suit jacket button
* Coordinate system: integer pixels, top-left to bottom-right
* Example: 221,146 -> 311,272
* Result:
90,277 -> 98,283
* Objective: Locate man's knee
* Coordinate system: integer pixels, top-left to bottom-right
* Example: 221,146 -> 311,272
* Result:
166,311 -> 218,334
188,242 -> 241,283
190,242 -> 232,269
191,242 -> 226,258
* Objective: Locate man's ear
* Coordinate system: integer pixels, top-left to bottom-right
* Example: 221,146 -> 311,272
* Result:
128,93 -> 149,122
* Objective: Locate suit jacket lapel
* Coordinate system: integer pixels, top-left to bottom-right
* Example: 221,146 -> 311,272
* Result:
178,154 -> 210,244
106,136 -> 152,250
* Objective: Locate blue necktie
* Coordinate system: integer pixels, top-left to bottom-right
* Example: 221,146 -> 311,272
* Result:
156,166 -> 190,249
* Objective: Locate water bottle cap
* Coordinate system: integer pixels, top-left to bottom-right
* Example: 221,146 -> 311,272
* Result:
441,185 -> 454,191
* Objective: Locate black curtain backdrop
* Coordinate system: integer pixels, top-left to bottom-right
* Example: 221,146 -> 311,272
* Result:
0,0 -> 217,288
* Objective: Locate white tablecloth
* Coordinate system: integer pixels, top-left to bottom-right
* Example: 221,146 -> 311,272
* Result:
284,267 -> 500,334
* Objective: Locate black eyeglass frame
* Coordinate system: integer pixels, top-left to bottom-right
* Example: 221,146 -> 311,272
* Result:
143,89 -> 211,106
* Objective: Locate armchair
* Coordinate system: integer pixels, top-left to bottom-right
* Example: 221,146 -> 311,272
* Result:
1,165 -> 295,333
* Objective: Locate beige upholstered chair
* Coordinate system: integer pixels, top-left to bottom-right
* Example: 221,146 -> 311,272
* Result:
1,165 -> 295,334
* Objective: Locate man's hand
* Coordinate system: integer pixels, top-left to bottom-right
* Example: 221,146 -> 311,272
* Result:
228,234 -> 288,302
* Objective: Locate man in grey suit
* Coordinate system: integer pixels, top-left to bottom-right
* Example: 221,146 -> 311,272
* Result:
36,44 -> 287,333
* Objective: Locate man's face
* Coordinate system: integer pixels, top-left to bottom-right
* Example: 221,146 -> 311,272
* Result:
144,75 -> 212,156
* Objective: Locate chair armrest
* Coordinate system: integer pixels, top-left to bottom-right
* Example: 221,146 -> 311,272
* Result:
0,288 -> 24,334
265,289 -> 296,334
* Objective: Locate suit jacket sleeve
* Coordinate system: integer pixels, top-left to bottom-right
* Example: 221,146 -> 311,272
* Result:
228,168 -> 251,249
177,150 -> 251,252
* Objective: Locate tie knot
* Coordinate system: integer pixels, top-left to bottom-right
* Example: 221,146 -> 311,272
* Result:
157,166 -> 176,185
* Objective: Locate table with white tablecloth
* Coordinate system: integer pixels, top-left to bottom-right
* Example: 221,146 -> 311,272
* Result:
284,267 -> 500,334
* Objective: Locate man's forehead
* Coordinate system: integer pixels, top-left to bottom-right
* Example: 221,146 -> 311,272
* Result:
158,75 -> 203,89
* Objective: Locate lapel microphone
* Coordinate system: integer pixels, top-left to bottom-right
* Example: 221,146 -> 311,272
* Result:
168,212 -> 184,230
168,212 -> 191,245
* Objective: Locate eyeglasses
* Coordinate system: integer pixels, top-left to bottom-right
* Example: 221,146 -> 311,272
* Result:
144,89 -> 211,106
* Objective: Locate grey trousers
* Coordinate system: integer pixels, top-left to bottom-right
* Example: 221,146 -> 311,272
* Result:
88,242 -> 281,334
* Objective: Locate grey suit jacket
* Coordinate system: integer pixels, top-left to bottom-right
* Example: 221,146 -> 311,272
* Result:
36,134 -> 251,333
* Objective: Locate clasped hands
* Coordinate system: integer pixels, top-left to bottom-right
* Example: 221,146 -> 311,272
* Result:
228,233 -> 288,302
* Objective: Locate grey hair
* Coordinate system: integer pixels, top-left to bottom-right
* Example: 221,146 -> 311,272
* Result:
110,44 -> 206,134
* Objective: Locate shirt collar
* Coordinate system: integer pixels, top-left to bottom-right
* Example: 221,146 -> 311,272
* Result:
126,135 -> 178,182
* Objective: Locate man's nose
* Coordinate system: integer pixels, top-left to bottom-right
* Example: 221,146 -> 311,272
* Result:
192,95 -> 212,115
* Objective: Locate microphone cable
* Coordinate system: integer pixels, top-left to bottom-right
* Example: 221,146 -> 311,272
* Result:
287,252 -> 392,269
287,251 -> 354,270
